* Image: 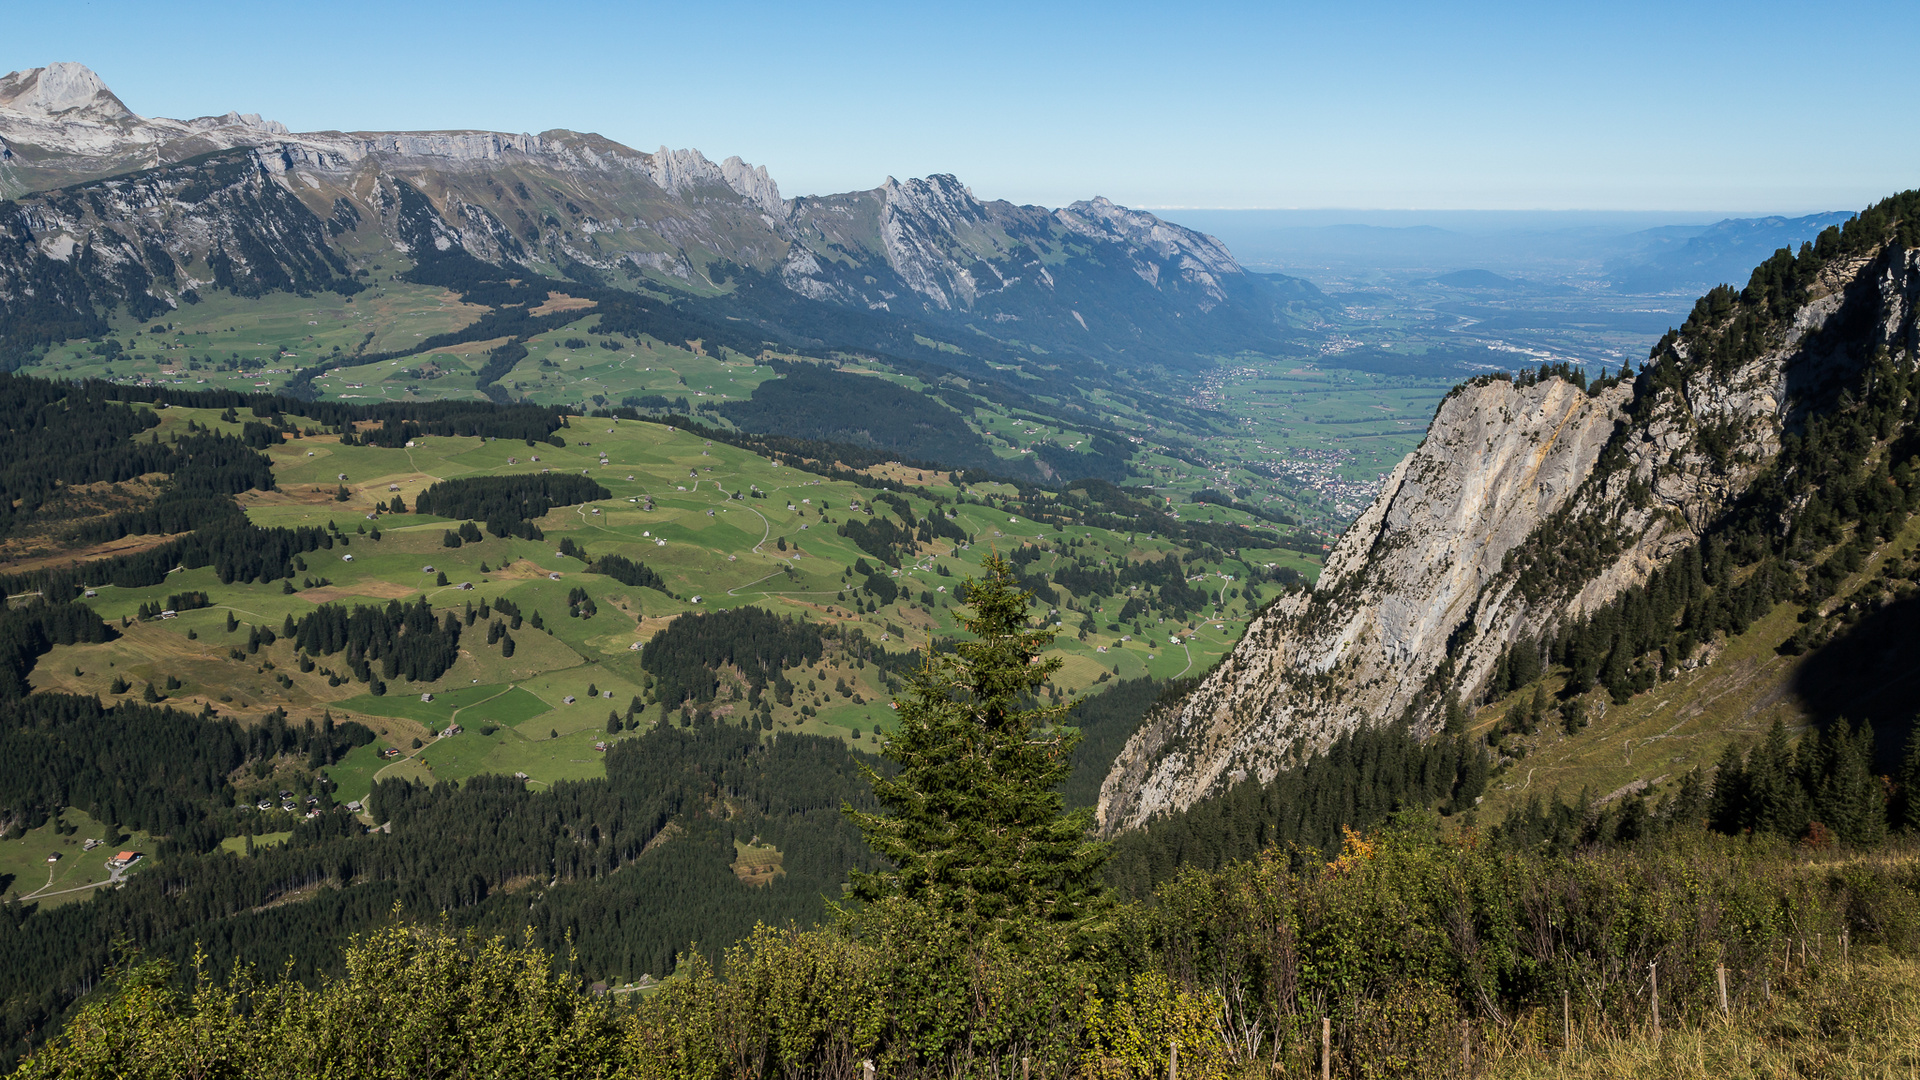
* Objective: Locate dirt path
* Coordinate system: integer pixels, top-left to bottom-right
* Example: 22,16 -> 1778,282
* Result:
450,684 -> 516,725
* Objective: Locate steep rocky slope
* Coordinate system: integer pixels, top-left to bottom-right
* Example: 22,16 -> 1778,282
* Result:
0,63 -> 1328,366
1099,194 -> 1920,832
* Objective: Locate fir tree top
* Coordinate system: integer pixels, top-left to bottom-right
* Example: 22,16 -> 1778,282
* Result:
846,555 -> 1108,937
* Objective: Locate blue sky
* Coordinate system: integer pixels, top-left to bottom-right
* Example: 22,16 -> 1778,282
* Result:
6,0 -> 1915,212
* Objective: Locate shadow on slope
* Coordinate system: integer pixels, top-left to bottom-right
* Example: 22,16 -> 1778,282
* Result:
1790,593 -> 1920,772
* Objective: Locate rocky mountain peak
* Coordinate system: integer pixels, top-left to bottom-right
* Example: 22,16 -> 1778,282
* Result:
190,110 -> 289,135
646,146 -> 786,217
1056,196 -> 1243,284
0,62 -> 132,121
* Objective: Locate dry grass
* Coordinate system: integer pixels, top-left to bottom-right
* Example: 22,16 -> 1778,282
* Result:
730,840 -> 785,886
300,580 -> 417,604
528,292 -> 597,317
0,531 -> 179,575
0,475 -> 169,567
1481,952 -> 1920,1080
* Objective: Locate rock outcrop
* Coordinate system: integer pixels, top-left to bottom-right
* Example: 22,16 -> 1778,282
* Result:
1098,228 -> 1920,832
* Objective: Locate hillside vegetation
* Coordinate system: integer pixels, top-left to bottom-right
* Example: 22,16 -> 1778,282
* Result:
0,374 -> 1312,1066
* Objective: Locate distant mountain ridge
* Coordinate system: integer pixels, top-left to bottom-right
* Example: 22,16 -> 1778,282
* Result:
0,63 -> 1331,371
1605,211 -> 1858,293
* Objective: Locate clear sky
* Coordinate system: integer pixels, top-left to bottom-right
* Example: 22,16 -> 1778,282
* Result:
5,0 -> 1914,212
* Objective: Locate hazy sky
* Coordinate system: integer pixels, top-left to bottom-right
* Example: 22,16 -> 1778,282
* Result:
6,0 -> 1914,212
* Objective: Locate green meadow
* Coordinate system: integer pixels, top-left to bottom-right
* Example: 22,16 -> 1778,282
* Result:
33,403 -> 1312,800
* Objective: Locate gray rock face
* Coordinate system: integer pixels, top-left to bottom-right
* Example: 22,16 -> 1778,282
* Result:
1055,196 -> 1239,305
1098,377 -> 1629,830
0,62 -> 132,120
1097,243 -> 1920,832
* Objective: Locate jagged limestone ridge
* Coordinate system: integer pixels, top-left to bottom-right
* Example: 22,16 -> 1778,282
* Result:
0,63 -> 1259,330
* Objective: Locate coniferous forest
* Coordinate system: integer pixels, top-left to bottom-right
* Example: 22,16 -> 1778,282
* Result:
8,562 -> 1920,1080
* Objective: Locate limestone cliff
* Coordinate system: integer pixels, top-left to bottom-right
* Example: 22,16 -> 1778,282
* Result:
1099,216 -> 1920,832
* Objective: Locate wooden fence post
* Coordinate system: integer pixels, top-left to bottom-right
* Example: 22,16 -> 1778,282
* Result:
1169,1040 -> 1178,1080
1322,1016 -> 1331,1080
862,1060 -> 875,1080
1461,1019 -> 1471,1076
1717,964 -> 1728,1016
1563,989 -> 1571,1050
1648,961 -> 1661,1041
1843,928 -> 1850,967
1022,1057 -> 1030,1080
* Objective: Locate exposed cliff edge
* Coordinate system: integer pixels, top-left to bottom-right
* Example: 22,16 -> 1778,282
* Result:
1099,201 -> 1920,833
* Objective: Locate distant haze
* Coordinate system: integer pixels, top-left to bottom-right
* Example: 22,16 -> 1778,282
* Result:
1166,209 -> 1854,292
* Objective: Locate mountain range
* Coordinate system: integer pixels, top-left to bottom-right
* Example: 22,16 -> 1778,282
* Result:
0,62 -> 1330,374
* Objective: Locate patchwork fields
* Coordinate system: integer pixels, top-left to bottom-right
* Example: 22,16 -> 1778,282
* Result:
29,404 -> 1315,810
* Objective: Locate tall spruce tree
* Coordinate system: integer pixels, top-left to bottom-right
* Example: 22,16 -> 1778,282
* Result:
845,555 -> 1107,934
1890,727 -> 1920,833
1812,719 -> 1886,845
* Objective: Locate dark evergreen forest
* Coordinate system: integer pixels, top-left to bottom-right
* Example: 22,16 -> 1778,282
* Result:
287,598 -> 464,686
411,474 -> 610,538
0,710 -> 884,1071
